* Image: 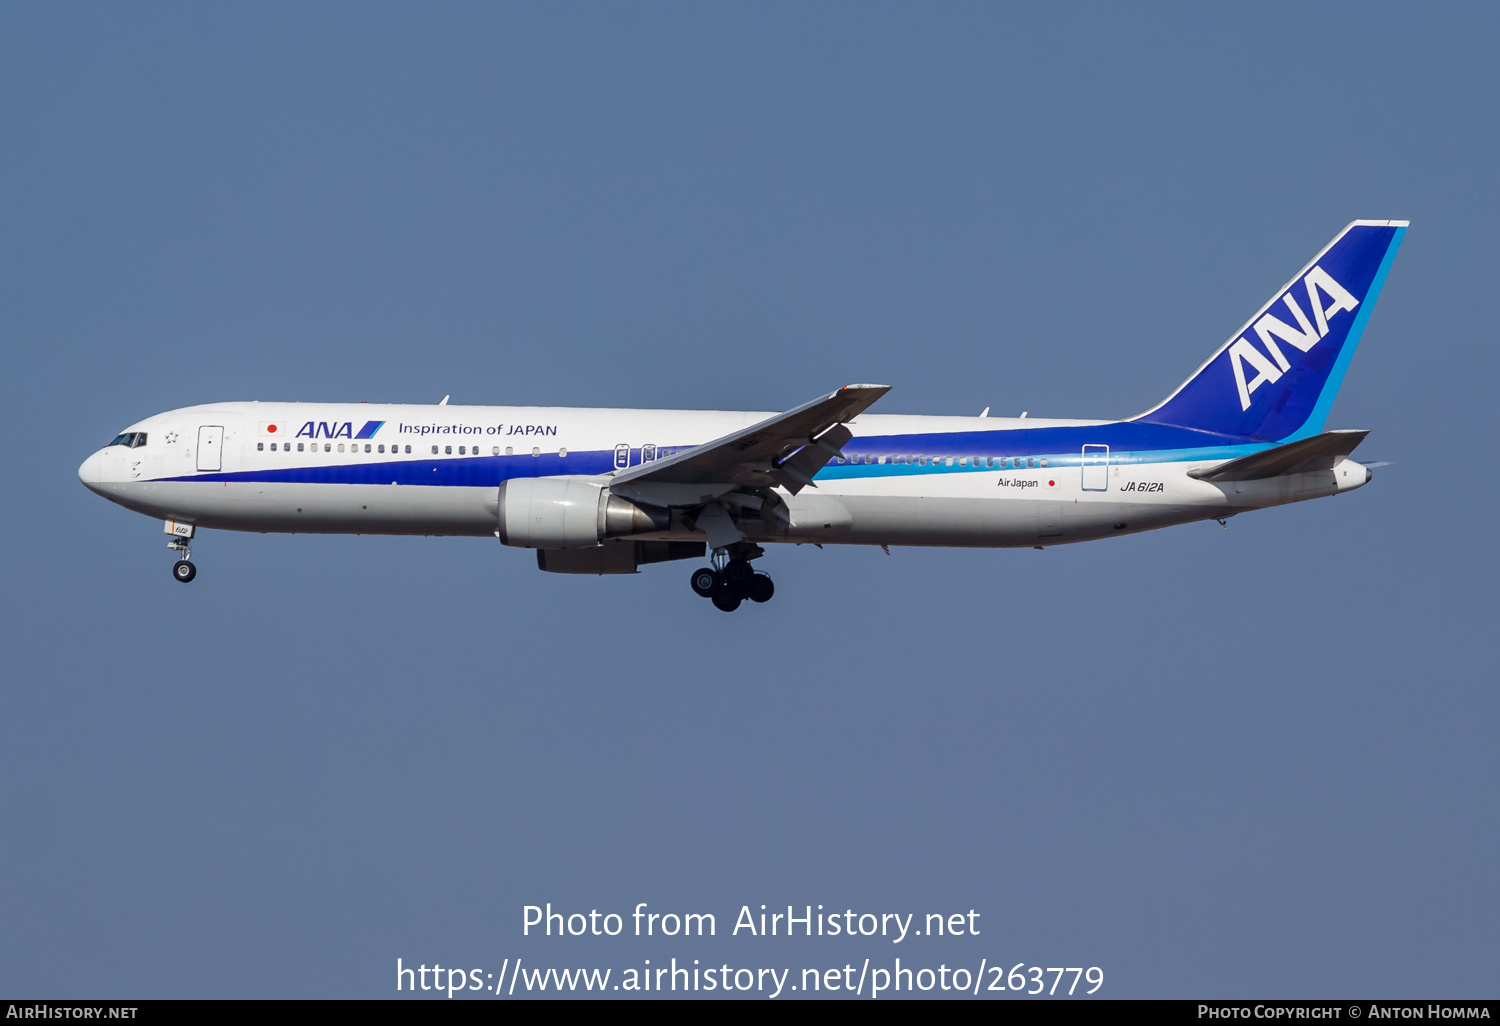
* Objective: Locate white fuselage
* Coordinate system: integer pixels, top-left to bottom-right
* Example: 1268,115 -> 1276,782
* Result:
77,401 -> 1369,550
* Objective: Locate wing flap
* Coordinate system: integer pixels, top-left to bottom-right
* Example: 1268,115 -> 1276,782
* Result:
1188,429 -> 1369,482
774,424 -> 853,493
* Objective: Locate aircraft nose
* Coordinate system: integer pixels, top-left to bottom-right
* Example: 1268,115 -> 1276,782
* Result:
78,450 -> 104,492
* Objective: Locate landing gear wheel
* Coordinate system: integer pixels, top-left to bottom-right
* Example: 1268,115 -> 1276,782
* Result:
747,573 -> 774,603
690,567 -> 719,597
711,590 -> 742,612
722,559 -> 755,590
172,560 -> 197,583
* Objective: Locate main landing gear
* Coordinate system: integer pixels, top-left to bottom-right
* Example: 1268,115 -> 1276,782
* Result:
690,545 -> 774,612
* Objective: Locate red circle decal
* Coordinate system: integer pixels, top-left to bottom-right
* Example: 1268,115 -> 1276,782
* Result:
1048,480 -> 1055,486
268,424 -> 277,432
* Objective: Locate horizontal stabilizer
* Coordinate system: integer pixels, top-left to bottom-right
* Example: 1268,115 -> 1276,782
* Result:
1188,429 -> 1368,482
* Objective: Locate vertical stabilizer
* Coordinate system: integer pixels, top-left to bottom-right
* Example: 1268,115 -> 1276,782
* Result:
1134,221 -> 1407,441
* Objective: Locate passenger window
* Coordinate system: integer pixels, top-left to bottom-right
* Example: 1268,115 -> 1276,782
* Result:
532,447 -> 540,457
945,457 -> 954,466
505,446 -> 513,456
377,444 -> 384,453
1027,458 -> 1035,468
337,444 -> 345,453
257,442 -> 264,451
491,446 -> 499,455
1039,458 -> 1048,467
958,457 -> 967,466
404,445 -> 411,454
297,443 -> 304,452
365,444 -> 371,453
458,446 -> 465,455
444,446 -> 452,455
323,443 -> 331,452
559,448 -> 567,457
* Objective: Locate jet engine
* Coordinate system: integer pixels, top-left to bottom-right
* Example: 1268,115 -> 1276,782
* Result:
497,476 -> 670,549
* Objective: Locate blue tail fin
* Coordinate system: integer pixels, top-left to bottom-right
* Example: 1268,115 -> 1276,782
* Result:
1133,220 -> 1407,442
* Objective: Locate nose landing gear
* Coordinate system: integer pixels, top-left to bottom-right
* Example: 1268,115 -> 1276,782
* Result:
165,520 -> 197,583
690,544 -> 774,611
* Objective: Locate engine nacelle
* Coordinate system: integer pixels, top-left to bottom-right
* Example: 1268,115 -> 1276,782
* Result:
497,476 -> 669,549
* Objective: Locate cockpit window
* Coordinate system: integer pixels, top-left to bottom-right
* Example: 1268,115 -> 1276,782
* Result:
131,433 -> 146,448
108,432 -> 148,448
109,433 -> 131,447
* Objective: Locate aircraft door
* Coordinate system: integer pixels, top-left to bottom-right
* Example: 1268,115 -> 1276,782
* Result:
614,444 -> 630,470
1081,444 -> 1109,491
197,425 -> 224,472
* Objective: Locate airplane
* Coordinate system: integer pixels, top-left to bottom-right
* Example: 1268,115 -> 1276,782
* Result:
79,220 -> 1407,611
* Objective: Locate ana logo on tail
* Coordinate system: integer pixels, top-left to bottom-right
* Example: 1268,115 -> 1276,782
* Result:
1228,266 -> 1359,410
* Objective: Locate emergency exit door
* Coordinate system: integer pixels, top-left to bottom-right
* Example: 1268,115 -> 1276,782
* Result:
197,425 -> 223,472
1081,444 -> 1109,491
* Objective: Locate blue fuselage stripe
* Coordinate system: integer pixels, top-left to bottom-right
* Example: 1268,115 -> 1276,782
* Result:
158,424 -> 1279,488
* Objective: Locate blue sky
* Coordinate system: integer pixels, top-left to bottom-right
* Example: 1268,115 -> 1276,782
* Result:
1,2 -> 1495,998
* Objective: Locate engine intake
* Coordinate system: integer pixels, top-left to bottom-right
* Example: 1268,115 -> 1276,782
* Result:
497,477 -> 670,549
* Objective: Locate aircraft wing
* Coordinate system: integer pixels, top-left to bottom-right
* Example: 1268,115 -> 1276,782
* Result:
609,383 -> 890,503
1188,429 -> 1369,482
